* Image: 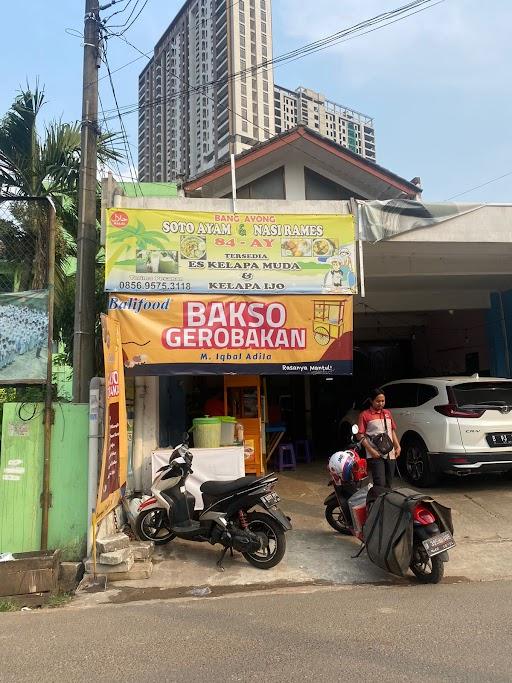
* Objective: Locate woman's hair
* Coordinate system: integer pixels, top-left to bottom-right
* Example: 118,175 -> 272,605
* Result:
369,387 -> 385,402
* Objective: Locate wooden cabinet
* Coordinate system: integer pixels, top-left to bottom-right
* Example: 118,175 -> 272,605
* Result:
224,375 -> 264,476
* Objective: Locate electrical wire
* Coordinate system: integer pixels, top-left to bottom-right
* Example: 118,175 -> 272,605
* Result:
111,31 -> 384,187
98,0 -> 443,122
444,171 -> 512,201
106,0 -> 241,32
101,38 -> 144,196
98,0 -> 442,189
98,90 -> 127,191
102,0 -> 136,25
116,0 -> 150,35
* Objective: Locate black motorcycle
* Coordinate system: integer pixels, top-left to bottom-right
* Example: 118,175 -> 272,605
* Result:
135,435 -> 292,570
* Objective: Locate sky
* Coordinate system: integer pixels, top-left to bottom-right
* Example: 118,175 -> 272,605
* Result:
1,0 -> 511,203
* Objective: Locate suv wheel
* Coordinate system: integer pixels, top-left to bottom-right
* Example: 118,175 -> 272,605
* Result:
402,436 -> 437,488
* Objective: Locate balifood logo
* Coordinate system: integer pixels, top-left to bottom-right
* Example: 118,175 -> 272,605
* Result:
109,296 -> 171,313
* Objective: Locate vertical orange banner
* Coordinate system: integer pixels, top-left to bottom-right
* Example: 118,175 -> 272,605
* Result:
96,314 -> 128,523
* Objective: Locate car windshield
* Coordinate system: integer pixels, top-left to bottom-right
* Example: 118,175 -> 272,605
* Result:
452,382 -> 512,407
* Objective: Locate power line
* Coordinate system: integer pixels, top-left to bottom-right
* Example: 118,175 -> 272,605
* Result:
98,90 -> 127,191
445,171 -> 512,201
110,32 -> 392,188
98,0 -> 444,123
101,37 -> 143,195
106,0 -> 144,29
116,0 -> 150,34
85,0 -> 243,87
101,0 -> 132,24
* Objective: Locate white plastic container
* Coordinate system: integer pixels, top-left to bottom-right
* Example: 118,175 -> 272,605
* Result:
220,416 -> 237,446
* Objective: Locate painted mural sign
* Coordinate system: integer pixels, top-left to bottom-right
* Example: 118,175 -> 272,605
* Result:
105,209 -> 357,295
108,293 -> 353,376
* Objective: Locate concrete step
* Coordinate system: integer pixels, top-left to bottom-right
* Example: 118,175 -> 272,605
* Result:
84,556 -> 134,574
106,560 -> 153,582
96,533 -> 130,554
130,541 -> 155,561
99,548 -> 134,566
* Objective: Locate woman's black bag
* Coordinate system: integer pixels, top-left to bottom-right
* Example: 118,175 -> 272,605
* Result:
371,412 -> 394,457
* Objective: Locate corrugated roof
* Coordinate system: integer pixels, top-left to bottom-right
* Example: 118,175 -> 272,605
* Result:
121,182 -> 179,198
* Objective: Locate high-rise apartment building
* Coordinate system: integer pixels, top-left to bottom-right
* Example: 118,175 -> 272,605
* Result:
138,0 -> 274,182
274,85 -> 376,162
138,1 -> 376,182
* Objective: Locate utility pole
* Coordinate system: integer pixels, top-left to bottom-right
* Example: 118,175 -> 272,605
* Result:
73,0 -> 100,403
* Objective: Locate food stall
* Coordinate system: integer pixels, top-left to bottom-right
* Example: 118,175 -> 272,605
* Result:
224,375 -> 265,475
104,208 -> 356,494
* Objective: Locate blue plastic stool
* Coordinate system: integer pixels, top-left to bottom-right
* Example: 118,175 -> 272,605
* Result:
295,439 -> 312,463
276,443 -> 297,471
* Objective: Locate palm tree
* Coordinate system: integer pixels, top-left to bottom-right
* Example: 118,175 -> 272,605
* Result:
0,84 -> 121,291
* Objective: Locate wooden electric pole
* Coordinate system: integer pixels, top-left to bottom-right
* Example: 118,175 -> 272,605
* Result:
73,0 -> 100,403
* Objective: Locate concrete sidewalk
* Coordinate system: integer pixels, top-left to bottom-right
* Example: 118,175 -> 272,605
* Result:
74,464 -> 512,606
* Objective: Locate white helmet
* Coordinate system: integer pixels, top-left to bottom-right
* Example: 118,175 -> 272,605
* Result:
328,450 -> 356,483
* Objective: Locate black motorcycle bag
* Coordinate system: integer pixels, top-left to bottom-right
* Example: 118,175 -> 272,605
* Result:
363,487 -> 453,577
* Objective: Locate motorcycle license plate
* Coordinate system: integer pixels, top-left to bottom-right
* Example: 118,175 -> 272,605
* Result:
262,492 -> 280,508
422,531 -> 455,557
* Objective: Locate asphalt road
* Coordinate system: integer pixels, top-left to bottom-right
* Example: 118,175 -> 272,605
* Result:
2,580 -> 512,682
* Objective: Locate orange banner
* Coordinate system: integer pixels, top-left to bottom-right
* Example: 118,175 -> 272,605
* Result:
96,314 -> 128,523
109,294 -> 353,376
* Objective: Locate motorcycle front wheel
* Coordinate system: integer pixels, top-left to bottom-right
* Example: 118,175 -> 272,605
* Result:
135,508 -> 176,545
324,501 -> 351,535
410,541 -> 444,583
242,511 -> 286,569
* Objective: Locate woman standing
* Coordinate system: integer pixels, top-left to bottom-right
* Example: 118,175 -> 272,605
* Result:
357,388 -> 401,489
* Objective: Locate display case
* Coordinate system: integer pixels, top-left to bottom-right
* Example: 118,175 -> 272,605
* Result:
224,375 -> 264,475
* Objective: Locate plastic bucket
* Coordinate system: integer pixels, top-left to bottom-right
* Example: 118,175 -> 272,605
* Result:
220,416 -> 237,446
192,417 -> 221,449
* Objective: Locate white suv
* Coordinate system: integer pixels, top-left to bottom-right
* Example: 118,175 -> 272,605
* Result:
341,376 -> 512,487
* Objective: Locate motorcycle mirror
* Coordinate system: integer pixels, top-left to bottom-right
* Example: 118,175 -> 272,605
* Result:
352,424 -> 359,435
183,431 -> 190,443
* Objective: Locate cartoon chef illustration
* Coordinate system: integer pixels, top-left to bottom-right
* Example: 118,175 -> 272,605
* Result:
322,249 -> 356,293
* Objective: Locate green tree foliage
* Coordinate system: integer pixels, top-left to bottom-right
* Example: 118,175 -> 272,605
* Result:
0,84 -> 123,369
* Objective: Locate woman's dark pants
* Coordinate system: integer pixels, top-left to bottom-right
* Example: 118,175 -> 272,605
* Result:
368,457 -> 396,489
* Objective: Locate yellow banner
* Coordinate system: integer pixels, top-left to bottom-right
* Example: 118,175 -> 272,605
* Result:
109,294 -> 353,376
105,209 -> 357,295
96,315 -> 128,523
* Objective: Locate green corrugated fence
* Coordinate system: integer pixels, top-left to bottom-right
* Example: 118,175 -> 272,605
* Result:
0,403 -> 89,560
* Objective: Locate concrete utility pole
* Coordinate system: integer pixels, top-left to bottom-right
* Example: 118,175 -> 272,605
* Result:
73,0 -> 100,403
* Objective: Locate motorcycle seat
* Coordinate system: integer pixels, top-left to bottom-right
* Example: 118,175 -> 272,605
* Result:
200,475 -> 261,497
